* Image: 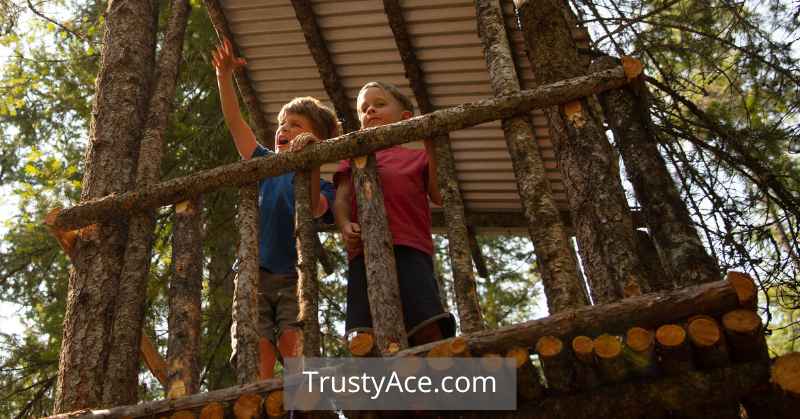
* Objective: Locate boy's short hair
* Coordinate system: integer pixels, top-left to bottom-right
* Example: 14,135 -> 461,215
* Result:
358,81 -> 415,115
278,97 -> 342,140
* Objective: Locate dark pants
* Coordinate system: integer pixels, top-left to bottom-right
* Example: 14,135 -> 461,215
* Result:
345,245 -> 455,340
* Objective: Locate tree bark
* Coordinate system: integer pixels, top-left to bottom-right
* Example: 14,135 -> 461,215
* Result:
590,55 -> 721,288
352,154 -> 408,351
47,64 -> 637,231
102,0 -> 190,406
393,275 -> 748,358
477,0 -> 587,313
516,0 -> 648,304
167,196 -> 204,397
294,171 -> 321,357
231,185 -> 260,384
53,0 -> 157,412
383,0 -> 484,333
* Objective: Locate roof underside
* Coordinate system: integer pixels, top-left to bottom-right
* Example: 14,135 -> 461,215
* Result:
222,0 -> 577,213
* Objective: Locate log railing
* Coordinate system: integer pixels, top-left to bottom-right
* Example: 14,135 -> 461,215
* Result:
45,273 -> 796,419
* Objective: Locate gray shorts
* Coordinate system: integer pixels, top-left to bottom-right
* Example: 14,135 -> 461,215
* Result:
258,270 -> 301,343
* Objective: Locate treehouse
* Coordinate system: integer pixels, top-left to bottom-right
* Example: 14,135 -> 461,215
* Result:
43,0 -> 799,418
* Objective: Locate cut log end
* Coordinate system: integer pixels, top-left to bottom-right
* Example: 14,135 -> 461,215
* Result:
771,353 -> 800,396
199,402 -> 224,419
621,56 -> 644,80
427,340 -> 454,370
171,411 -> 196,419
506,347 -> 531,369
626,327 -> 654,352
349,333 -> 376,357
688,318 -> 722,348
265,390 -> 285,418
727,271 -> 757,309
536,335 -> 564,358
233,394 -> 263,419
449,336 -> 471,357
594,335 -> 622,359
656,324 -> 687,348
722,309 -> 762,334
572,336 -> 595,363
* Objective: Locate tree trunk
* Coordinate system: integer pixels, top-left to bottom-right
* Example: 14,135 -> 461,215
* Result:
351,154 -> 408,352
590,55 -> 721,288
102,0 -> 190,406
47,63 -> 637,232
477,0 -> 587,313
294,171 -> 321,357
204,190 -> 237,390
516,0 -> 648,304
231,185 -> 260,384
167,196 -> 204,397
53,0 -> 158,412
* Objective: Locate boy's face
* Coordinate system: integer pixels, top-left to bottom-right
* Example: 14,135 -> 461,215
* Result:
275,112 -> 316,153
357,87 -> 412,129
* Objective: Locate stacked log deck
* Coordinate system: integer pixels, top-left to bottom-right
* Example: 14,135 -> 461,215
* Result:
46,273 -> 794,419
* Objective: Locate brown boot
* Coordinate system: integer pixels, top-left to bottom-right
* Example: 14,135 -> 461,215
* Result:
258,337 -> 277,380
410,322 -> 443,346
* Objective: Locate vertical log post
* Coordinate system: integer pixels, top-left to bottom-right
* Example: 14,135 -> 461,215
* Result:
167,196 -> 204,398
589,56 -> 721,288
476,0 -> 587,313
383,0 -> 485,333
352,155 -> 409,352
231,185 -> 261,384
515,0 -> 649,304
294,171 -> 321,357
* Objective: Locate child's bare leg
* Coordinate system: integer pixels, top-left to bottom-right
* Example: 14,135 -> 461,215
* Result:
259,337 -> 277,380
277,327 -> 303,374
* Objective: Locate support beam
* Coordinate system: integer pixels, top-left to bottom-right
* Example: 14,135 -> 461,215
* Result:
294,171 -> 321,357
203,0 -> 274,145
352,154 -> 408,351
384,0 -> 484,333
46,65 -> 638,232
230,184 -> 260,384
467,226 -> 490,278
291,0 -> 359,133
590,56 -> 721,288
477,0 -> 587,313
515,0 -> 649,303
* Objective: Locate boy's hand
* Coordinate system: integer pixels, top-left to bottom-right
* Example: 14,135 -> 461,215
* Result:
289,132 -> 319,153
340,222 -> 362,252
212,37 -> 246,77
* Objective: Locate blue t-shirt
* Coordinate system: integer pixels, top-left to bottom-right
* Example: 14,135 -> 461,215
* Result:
252,146 -> 335,274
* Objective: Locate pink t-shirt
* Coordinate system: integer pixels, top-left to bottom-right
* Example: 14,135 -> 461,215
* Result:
334,146 -> 433,260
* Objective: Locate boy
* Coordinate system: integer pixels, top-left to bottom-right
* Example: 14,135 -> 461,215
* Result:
213,38 -> 338,378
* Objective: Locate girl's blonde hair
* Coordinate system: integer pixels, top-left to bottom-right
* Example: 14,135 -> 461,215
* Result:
357,81 -> 415,115
278,96 -> 342,140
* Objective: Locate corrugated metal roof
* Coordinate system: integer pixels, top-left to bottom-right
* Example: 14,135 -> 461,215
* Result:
221,0 -> 582,213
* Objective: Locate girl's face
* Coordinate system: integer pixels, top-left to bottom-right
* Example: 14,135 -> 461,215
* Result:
275,112 -> 316,153
357,87 -> 412,129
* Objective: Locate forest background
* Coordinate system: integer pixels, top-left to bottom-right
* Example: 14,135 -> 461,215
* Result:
0,0 -> 797,417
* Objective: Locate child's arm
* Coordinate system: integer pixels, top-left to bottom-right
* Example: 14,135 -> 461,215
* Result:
334,178 -> 362,252
212,38 -> 258,160
424,139 -> 444,206
290,133 -> 328,218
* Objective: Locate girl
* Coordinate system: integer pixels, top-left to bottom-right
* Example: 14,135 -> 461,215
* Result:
213,38 -> 338,378
333,81 -> 455,347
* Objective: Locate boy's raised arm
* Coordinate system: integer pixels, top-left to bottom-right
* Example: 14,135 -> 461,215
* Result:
212,38 -> 258,160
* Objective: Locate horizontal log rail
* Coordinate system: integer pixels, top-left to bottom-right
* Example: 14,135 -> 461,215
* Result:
47,64 -> 639,231
392,275 -> 750,357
